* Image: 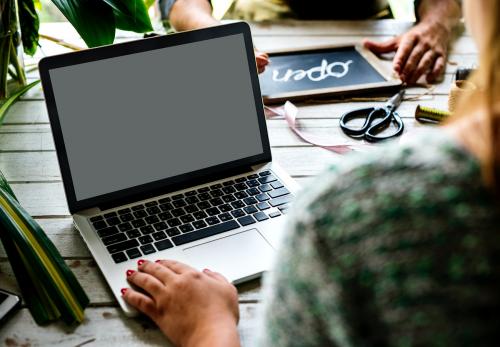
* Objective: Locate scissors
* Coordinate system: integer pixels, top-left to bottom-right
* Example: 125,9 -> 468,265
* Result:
340,90 -> 405,142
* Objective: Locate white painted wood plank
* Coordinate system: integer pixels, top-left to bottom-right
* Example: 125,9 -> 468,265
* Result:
0,305 -> 259,347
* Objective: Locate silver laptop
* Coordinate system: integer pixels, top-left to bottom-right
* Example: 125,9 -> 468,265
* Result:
39,23 -> 299,316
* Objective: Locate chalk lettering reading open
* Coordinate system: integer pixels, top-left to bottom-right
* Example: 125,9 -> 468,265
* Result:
272,59 -> 353,83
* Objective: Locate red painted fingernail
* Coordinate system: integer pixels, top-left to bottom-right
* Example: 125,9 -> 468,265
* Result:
155,260 -> 161,263
126,269 -> 135,277
138,259 -> 146,266
203,268 -> 211,273
121,288 -> 128,295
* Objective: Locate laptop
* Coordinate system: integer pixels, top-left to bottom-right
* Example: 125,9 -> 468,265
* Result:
39,22 -> 299,316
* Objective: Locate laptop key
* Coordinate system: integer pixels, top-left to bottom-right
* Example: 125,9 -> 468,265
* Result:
235,177 -> 247,183
222,194 -> 236,203
256,193 -> 270,202
179,224 -> 194,233
269,211 -> 281,218
210,189 -> 224,198
139,235 -> 154,245
133,210 -> 147,219
247,188 -> 260,196
259,184 -> 272,192
107,239 -> 139,253
111,252 -> 128,263
172,220 -> 239,246
146,206 -> 160,215
152,231 -> 167,241
219,204 -> 233,212
118,208 -> 131,215
92,220 -> 107,230
268,188 -> 290,199
126,229 -> 141,239
222,186 -> 235,194
271,181 -> 284,189
209,198 -> 224,206
238,215 -> 256,226
219,213 -> 233,221
206,207 -> 220,216
193,211 -> 208,220
97,226 -> 119,238
234,191 -> 248,199
254,212 -> 269,222
131,204 -> 145,211
180,214 -> 195,223
258,175 -> 277,184
269,195 -> 292,207
193,220 -> 208,229
257,202 -> 270,210
185,196 -> 199,204
235,183 -> 248,191
198,187 -> 209,193
247,174 -> 259,179
107,216 -> 121,226
206,216 -> 220,225
172,208 -> 186,217
145,201 -> 158,207
155,239 -> 174,251
126,248 -> 142,259
210,183 -> 223,190
247,180 -> 259,187
231,200 -> 245,209
166,227 -> 181,237
132,219 -> 146,228
140,225 -> 155,235
259,170 -> 271,176
231,209 -> 245,218
173,199 -> 187,208
118,222 -> 133,232
104,212 -> 117,218
243,197 -> 258,205
153,222 -> 168,231
172,194 -> 184,200
145,215 -> 160,224
102,233 -> 127,246
223,180 -> 234,187
185,205 -> 199,214
198,193 -> 211,201
159,212 -> 173,221
159,197 -> 172,203
160,203 -> 174,211
167,218 -> 181,227
185,190 -> 197,197
90,215 -> 103,222
141,244 -> 156,255
197,201 -> 211,210
244,205 -> 258,214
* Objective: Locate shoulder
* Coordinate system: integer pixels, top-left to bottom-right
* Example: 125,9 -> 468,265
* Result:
287,129 -> 483,244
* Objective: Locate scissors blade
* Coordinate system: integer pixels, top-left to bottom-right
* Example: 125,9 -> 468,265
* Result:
386,90 -> 405,111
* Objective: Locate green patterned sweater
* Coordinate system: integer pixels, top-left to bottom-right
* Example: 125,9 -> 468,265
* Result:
258,129 -> 500,347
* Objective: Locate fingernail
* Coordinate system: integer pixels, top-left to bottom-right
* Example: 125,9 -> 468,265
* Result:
126,269 -> 135,277
121,288 -> 128,295
137,259 -> 146,266
203,268 -> 211,273
155,260 -> 161,263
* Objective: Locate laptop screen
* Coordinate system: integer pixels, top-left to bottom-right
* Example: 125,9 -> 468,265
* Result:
47,33 -> 264,202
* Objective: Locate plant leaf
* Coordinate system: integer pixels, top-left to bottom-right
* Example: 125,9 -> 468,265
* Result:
0,80 -> 40,125
18,0 -> 40,56
50,0 -> 116,47
144,0 -> 155,9
102,0 -> 153,33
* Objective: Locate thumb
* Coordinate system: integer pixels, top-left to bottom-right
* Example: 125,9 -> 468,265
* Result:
363,38 -> 399,54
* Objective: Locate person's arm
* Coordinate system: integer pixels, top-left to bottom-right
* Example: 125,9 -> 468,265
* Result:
364,0 -> 461,84
168,0 -> 269,72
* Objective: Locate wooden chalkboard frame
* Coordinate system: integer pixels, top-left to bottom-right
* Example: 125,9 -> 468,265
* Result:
261,43 -> 402,104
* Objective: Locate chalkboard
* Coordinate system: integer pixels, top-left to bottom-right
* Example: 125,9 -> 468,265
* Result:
259,44 -> 401,103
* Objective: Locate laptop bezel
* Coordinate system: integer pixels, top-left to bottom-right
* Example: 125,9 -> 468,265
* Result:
39,22 -> 271,214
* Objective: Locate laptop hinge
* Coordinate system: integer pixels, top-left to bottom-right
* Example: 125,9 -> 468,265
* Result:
97,166 -> 254,212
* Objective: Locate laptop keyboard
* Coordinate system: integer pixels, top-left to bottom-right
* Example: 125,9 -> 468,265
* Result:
88,171 -> 292,263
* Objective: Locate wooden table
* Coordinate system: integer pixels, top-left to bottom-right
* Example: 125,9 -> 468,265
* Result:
0,20 -> 477,346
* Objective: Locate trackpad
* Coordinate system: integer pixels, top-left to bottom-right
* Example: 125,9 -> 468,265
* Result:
182,229 -> 275,282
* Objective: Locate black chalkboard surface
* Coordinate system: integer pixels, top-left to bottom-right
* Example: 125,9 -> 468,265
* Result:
259,44 -> 401,103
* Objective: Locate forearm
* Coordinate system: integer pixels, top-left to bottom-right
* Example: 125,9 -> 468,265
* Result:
417,0 -> 461,32
169,0 -> 220,31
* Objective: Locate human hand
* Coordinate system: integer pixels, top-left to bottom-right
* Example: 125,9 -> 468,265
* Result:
255,49 -> 270,74
364,20 -> 450,84
123,259 -> 240,347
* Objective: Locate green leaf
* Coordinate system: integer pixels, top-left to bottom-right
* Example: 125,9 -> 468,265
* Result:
102,0 -> 153,32
144,0 -> 155,9
0,80 -> 40,125
18,0 -> 40,56
50,0 -> 116,47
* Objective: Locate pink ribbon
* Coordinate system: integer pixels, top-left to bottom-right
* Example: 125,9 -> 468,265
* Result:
265,101 -> 352,154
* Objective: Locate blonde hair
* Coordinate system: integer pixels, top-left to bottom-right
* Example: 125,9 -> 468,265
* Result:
451,0 -> 500,189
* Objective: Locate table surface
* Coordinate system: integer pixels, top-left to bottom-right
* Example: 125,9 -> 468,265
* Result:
0,20 -> 477,346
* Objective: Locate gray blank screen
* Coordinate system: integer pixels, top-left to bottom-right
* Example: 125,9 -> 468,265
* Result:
49,34 -> 263,201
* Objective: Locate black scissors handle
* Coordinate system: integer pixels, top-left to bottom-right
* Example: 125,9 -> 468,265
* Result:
340,107 -> 404,142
